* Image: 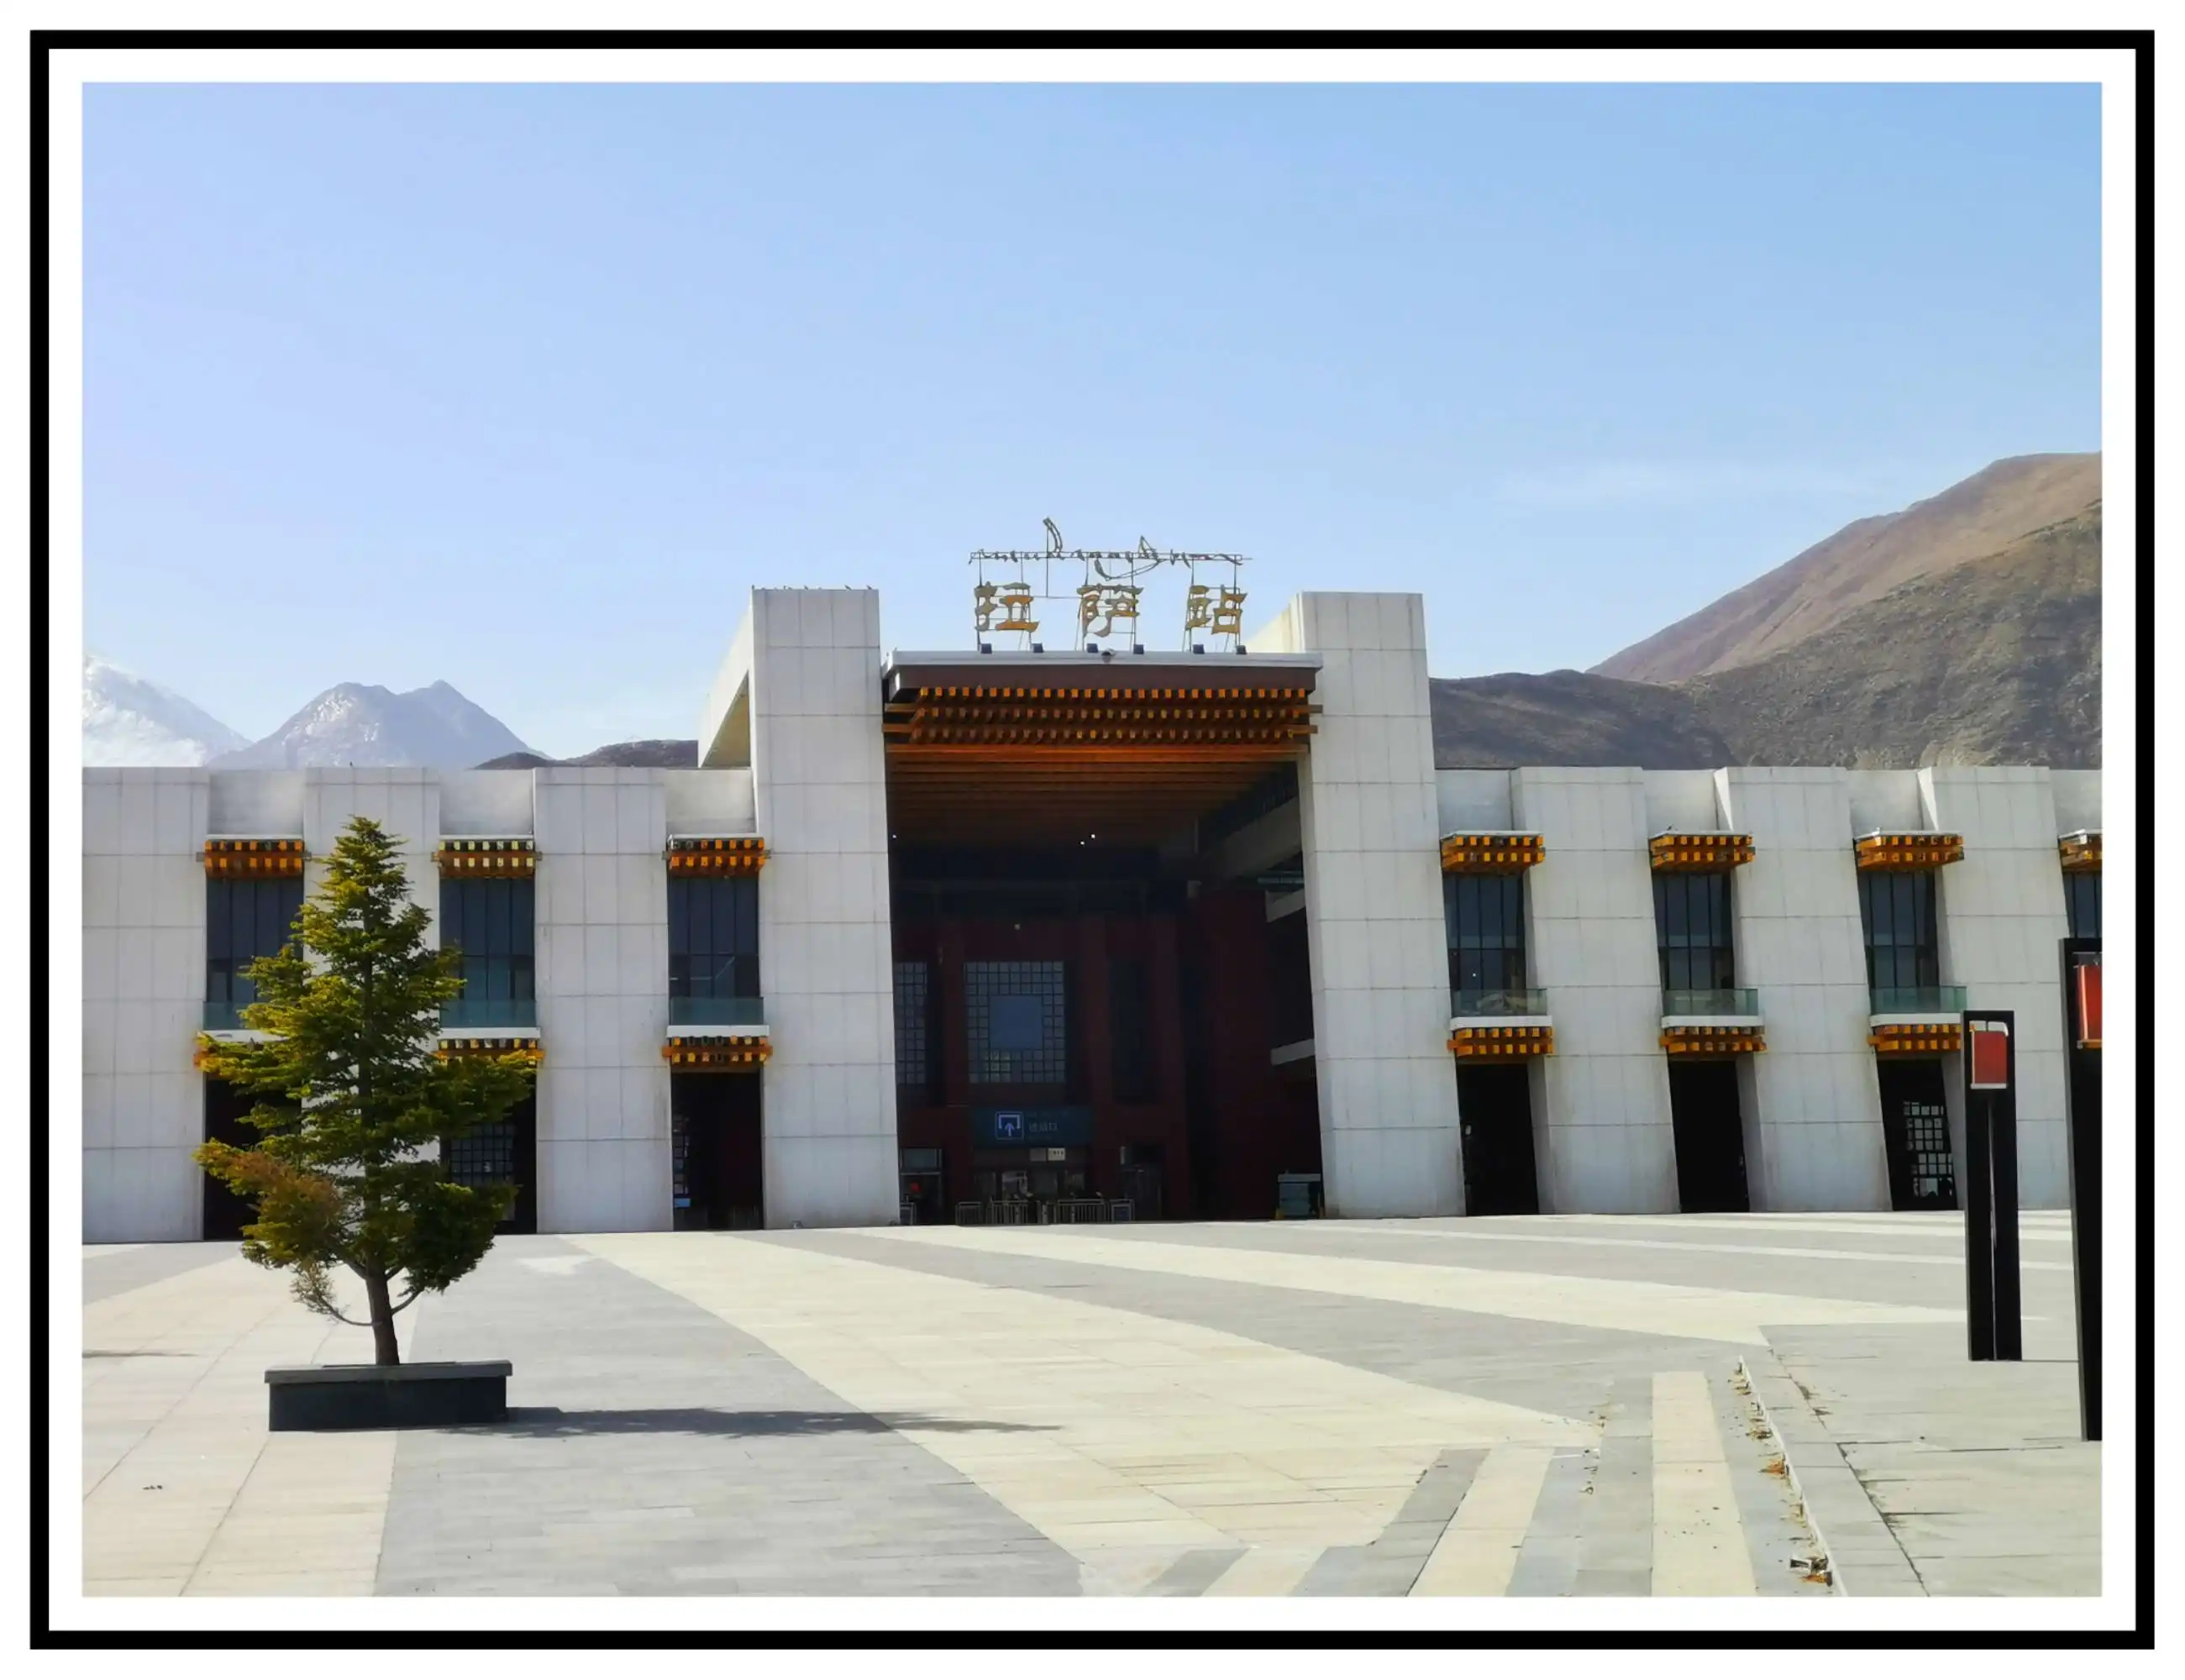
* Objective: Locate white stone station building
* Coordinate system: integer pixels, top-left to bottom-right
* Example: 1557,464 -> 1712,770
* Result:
80,588 -> 2102,1242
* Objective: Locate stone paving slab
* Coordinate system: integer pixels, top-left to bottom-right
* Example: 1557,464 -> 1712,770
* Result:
381,1236 -> 1081,1597
77,1215 -> 2095,1600
1752,1322 -> 2099,1598
83,1241 -> 238,1305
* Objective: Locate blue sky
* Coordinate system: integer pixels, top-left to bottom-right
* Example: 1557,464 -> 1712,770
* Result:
84,81 -> 2100,758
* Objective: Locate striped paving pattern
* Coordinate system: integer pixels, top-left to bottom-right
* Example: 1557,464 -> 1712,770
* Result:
78,1210 -> 2065,1599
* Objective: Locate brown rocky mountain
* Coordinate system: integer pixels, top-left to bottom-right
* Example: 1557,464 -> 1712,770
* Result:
481,458 -> 2103,777
1591,452 -> 2100,683
1429,669 -> 1731,770
1436,493 -> 2101,772
1684,503 -> 2100,768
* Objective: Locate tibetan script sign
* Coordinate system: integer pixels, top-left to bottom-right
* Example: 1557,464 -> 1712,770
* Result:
970,521 -> 1250,650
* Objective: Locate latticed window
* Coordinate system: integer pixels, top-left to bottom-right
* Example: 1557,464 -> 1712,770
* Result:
1446,872 -> 1527,995
439,877 -> 534,1005
1654,873 -> 1736,992
893,961 -> 931,1090
1859,871 -> 1940,991
668,875 -> 759,997
965,960 -> 1067,1086
2064,872 -> 2102,941
445,1117 -> 517,1189
206,876 -> 304,1007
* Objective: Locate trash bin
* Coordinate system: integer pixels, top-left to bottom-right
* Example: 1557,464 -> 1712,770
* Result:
1276,1173 -> 1323,1219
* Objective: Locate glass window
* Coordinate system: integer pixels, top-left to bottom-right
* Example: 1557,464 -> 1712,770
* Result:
1859,870 -> 1940,990
893,960 -> 931,1090
206,876 -> 305,1005
1653,873 -> 1736,991
439,877 -> 536,1005
2065,872 -> 2102,942
667,876 -> 760,998
964,960 -> 1067,1086
1444,873 -> 1527,995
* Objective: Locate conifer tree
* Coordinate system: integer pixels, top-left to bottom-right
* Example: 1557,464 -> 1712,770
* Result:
196,816 -> 534,1365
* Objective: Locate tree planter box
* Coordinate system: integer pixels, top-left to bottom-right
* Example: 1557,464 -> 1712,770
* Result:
265,1361 -> 511,1431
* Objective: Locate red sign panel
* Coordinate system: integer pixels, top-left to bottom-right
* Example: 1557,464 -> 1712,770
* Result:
1968,1020 -> 2012,1090
2075,960 -> 2103,1049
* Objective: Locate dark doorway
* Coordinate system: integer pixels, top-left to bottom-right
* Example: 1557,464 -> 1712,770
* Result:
1458,1064 -> 1540,1215
672,1074 -> 764,1231
1668,1060 -> 1750,1213
202,1078 -> 260,1242
444,1095 -> 538,1235
1878,1059 -> 1957,1210
900,1148 -> 945,1225
1117,1143 -> 1164,1221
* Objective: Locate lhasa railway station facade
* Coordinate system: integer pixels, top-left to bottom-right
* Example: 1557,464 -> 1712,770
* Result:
81,587 -> 2102,1242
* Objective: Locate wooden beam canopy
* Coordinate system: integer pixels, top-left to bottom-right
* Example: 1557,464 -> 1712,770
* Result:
203,837 -> 305,878
884,683 -> 1313,848
1649,833 -> 1756,872
435,837 -> 536,879
1448,1024 -> 1554,1060
1855,832 -> 1965,871
1869,1022 -> 1963,1057
1440,833 -> 1545,874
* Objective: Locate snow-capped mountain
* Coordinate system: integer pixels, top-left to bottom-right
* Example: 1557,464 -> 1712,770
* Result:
208,680 -> 535,769
82,654 -> 249,766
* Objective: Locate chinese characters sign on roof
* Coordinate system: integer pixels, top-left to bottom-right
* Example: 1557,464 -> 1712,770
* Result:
970,519 -> 1250,650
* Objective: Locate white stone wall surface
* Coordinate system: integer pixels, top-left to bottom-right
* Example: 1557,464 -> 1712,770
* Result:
1256,593 -> 1458,1216
1515,768 -> 1678,1213
302,769 -> 441,940
1715,768 -> 1890,1210
437,770 -> 535,837
1434,769 -> 1515,834
533,769 -> 672,1232
745,588 -> 899,1227
83,769 -> 209,1242
1923,767 -> 2073,1207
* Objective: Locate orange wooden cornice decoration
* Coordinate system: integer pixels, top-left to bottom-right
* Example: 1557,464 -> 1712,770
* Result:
1448,1024 -> 1554,1060
435,837 -> 536,878
1649,833 -> 1756,873
202,837 -> 305,878
2058,832 -> 2102,873
435,1037 -> 544,1064
1869,1022 -> 1963,1057
666,837 -> 768,875
1661,1025 -> 1766,1057
662,1035 -> 771,1071
1855,832 -> 1965,871
1440,833 -> 1545,874
883,685 -> 1315,752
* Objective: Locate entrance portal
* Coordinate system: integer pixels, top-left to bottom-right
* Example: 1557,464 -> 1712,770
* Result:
1668,1060 -> 1750,1213
444,1095 -> 538,1234
202,1078 -> 260,1242
670,1073 -> 764,1231
1878,1058 -> 1957,1210
1458,1064 -> 1540,1215
900,1147 -> 945,1224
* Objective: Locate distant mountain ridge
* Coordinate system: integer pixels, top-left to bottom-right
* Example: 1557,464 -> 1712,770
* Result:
476,739 -> 700,770
1592,452 -> 2101,684
1683,502 -> 2100,768
209,680 -> 534,769
82,654 -> 249,767
1437,471 -> 2102,772
87,453 -> 2097,780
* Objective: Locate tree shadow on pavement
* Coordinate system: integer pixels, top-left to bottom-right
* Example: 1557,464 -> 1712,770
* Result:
468,1407 -> 1055,1438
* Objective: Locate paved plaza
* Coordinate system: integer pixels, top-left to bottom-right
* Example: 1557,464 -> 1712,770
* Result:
79,1211 -> 2097,1599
